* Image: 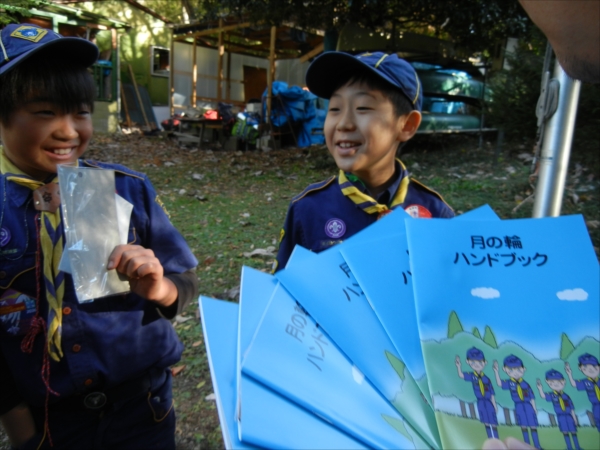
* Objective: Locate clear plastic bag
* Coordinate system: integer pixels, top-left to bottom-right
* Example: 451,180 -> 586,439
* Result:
58,165 -> 130,303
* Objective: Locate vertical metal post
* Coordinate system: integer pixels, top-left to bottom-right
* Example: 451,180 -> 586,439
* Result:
217,18 -> 224,103
192,39 -> 197,108
169,32 -> 175,117
532,62 -> 581,218
266,26 -> 276,126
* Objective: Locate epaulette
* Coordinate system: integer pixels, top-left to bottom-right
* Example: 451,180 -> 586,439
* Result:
291,176 -> 336,203
82,160 -> 145,180
410,177 -> 454,210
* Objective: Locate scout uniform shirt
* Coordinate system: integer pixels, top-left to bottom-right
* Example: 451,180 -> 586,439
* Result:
274,159 -> 454,271
0,159 -> 198,409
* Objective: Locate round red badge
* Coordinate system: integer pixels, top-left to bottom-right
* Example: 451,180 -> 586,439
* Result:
404,204 -> 432,218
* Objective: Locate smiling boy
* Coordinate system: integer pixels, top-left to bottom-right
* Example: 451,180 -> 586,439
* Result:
274,51 -> 454,271
0,24 -> 197,449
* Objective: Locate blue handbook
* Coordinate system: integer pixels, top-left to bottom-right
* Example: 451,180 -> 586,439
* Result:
241,280 -> 430,449
234,267 -> 366,449
406,214 -> 600,449
340,204 -> 500,401
276,245 -> 441,449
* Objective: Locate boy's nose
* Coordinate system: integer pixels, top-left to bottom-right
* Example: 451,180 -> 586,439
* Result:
336,108 -> 356,131
54,116 -> 79,140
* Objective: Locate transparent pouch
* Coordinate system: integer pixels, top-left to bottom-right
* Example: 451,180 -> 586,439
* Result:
58,165 -> 130,303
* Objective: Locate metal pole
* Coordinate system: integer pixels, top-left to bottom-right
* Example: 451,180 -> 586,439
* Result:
532,61 -> 581,218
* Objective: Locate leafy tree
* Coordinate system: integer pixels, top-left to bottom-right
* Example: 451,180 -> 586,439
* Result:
472,327 -> 481,339
560,333 -> 575,360
447,311 -> 463,338
188,0 -> 532,55
483,325 -> 498,349
0,0 -> 42,25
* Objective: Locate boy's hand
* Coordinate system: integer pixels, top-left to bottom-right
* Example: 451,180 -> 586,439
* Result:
483,437 -> 535,450
108,245 -> 178,308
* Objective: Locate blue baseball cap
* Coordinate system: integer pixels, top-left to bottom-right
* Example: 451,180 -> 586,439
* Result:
503,355 -> 524,368
545,369 -> 564,380
305,51 -> 422,111
466,347 -> 485,360
0,24 -> 99,75
578,353 -> 599,366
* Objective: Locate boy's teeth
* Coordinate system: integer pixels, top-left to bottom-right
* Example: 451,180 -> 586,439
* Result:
53,148 -> 73,155
339,142 -> 356,148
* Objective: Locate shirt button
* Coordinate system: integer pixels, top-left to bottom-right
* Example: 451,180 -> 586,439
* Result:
72,344 -> 81,353
63,307 -> 72,315
84,379 -> 93,386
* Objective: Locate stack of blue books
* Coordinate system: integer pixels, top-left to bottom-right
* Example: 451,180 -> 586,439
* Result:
199,205 -> 600,449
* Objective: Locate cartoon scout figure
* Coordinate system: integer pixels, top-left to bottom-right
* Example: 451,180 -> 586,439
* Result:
455,347 -> 499,438
537,369 -> 581,450
493,355 -> 541,449
565,353 -> 600,432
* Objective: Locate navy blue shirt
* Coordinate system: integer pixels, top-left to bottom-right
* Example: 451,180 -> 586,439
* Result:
0,160 -> 198,408
274,161 -> 454,271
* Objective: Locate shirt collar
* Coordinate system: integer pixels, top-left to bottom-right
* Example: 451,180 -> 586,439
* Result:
345,159 -> 407,207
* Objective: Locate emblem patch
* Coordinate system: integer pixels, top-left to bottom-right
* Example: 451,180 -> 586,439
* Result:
0,228 -> 10,247
324,218 -> 346,239
10,26 -> 48,43
404,204 -> 432,218
0,290 -> 37,336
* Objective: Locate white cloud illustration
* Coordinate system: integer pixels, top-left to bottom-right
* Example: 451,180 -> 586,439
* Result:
352,365 -> 364,384
471,287 -> 500,299
556,288 -> 588,301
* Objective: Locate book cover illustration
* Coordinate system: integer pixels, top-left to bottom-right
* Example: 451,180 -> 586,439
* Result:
276,246 -> 441,449
235,267 -> 366,449
241,281 -> 430,449
340,204 -> 501,403
406,215 -> 600,449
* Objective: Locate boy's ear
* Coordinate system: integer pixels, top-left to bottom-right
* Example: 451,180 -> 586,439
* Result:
397,110 -> 422,142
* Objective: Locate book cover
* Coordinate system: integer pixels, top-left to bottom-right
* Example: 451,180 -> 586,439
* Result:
340,204 -> 501,403
235,267 -> 366,449
406,214 -> 600,449
276,245 -> 441,449
201,294 -> 366,449
241,281 -> 430,449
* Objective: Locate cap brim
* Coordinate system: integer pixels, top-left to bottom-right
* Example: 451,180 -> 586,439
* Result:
306,51 -> 396,99
0,37 -> 99,75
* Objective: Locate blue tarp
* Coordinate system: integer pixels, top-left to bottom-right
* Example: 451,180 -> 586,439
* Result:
262,81 -> 325,147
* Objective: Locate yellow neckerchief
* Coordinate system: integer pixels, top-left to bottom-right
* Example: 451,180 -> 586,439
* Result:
474,372 -> 486,396
589,377 -> 600,401
1,148 -> 65,361
510,377 -> 525,401
338,159 -> 409,216
553,390 -> 566,411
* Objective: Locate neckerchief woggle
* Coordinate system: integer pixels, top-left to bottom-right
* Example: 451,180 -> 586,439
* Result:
1,148 -> 66,361
338,158 -> 409,218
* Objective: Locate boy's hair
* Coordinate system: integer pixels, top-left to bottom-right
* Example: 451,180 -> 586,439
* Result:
329,67 -> 415,118
0,54 -> 95,125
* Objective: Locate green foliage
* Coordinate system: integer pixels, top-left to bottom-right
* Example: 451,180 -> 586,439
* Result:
0,0 -> 42,25
191,0 -> 531,54
447,311 -> 463,338
560,333 -> 576,360
483,325 -> 498,349
486,29 -> 546,141
472,327 -> 481,339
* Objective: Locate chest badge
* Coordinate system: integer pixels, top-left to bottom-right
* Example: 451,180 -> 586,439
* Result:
325,218 -> 346,239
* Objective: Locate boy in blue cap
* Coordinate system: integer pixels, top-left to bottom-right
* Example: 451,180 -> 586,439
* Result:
455,347 -> 499,438
536,369 -> 581,450
493,355 -> 541,449
273,51 -> 454,271
0,24 -> 198,449
565,353 -> 600,432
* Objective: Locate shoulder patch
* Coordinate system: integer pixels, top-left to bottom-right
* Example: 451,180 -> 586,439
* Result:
410,177 -> 453,210
155,195 -> 171,219
291,176 -> 336,203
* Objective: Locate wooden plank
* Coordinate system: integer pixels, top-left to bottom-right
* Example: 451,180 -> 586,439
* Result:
181,22 -> 252,39
217,18 -> 223,103
192,39 -> 197,107
128,64 -> 150,129
298,43 -> 324,64
266,26 -> 276,126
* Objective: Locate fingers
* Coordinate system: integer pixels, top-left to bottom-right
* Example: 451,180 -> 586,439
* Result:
482,438 -> 535,450
482,439 -> 507,450
107,245 -> 162,279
